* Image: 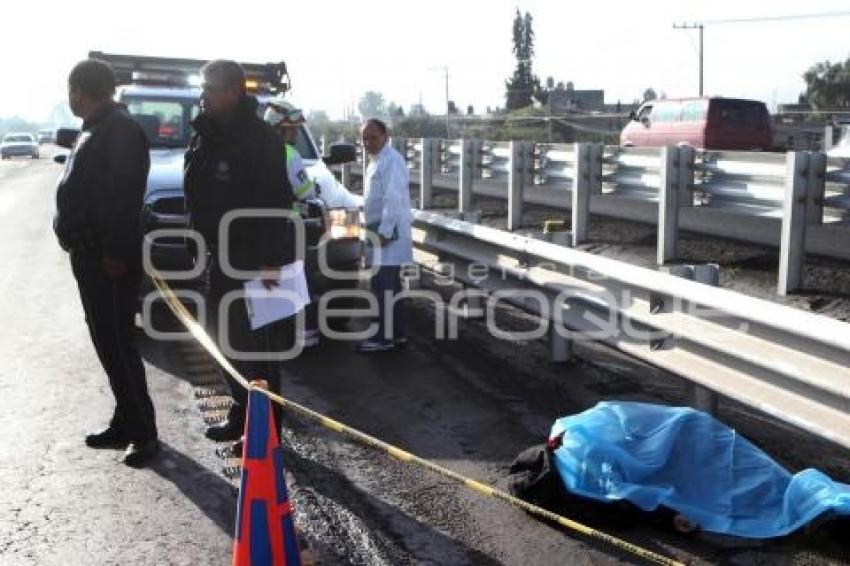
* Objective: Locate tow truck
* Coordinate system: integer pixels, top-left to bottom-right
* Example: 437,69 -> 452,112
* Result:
56,52 -> 362,330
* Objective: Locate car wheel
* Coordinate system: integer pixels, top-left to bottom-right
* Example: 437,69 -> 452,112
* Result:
32,153 -> 39,160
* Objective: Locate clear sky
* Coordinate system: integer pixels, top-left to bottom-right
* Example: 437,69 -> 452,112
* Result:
3,0 -> 849,122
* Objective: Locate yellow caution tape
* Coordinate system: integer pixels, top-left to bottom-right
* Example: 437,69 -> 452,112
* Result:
151,274 -> 684,566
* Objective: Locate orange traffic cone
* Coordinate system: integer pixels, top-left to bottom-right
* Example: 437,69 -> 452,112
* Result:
233,382 -> 301,566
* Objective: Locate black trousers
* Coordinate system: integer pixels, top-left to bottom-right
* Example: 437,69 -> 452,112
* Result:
206,256 -> 292,431
71,250 -> 157,442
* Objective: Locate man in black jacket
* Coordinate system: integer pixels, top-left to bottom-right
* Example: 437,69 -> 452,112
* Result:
54,59 -> 159,467
185,60 -> 295,447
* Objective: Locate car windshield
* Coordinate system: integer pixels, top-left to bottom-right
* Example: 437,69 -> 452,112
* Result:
122,96 -> 200,148
4,135 -> 33,143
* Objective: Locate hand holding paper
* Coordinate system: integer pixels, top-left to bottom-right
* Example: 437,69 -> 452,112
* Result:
243,261 -> 310,330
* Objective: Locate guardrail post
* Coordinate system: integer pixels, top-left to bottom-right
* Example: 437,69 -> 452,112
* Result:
459,138 -> 479,214
678,145 -> 695,207
657,146 -> 682,265
462,290 -> 486,321
420,138 -> 435,209
508,141 -> 527,231
570,143 -> 602,246
692,263 -> 720,414
806,151 -> 826,226
824,125 -> 836,152
778,151 -> 810,296
656,263 -> 720,414
550,323 -> 573,363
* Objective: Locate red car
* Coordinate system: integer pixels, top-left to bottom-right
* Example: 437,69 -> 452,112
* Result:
621,97 -> 773,151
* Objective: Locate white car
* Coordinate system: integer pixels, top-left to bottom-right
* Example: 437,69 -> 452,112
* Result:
1,132 -> 39,159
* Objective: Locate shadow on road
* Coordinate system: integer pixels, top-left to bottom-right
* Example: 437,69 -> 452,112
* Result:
150,441 -> 236,536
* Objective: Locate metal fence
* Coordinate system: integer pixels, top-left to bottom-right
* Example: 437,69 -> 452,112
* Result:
327,136 -> 850,294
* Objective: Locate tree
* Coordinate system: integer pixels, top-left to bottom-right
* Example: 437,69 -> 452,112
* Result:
504,9 -> 542,110
387,102 -> 405,120
642,88 -> 658,102
358,91 -> 388,120
802,58 -> 850,109
392,114 -> 450,138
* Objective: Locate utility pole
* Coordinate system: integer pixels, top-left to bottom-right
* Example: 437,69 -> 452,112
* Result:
673,22 -> 704,96
672,11 -> 850,98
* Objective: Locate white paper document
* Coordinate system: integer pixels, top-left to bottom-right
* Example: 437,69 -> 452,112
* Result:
243,260 -> 311,330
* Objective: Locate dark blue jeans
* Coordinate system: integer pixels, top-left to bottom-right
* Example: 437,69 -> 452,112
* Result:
372,265 -> 406,343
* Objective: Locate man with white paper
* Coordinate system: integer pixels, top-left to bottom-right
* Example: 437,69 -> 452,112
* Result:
184,60 -> 298,450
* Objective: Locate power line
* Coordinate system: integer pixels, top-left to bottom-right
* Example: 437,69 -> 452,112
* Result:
701,10 -> 850,25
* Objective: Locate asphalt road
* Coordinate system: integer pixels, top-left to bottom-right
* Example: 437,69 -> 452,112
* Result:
1,150 -> 848,565
0,150 -> 234,565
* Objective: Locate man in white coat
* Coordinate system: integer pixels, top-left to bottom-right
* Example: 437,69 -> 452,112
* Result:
357,118 -> 413,352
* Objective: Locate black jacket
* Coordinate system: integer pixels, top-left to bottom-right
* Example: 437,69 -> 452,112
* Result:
184,96 -> 294,271
54,102 -> 150,260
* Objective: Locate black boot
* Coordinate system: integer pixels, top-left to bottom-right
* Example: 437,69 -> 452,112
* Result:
85,426 -> 130,449
205,403 -> 244,442
123,438 -> 161,468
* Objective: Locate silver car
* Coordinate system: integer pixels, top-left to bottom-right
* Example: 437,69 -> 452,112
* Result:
0,132 -> 39,159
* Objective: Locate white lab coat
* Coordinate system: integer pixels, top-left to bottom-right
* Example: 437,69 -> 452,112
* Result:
363,143 -> 413,266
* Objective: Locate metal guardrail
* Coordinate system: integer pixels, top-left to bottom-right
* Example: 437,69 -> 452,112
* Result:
324,136 -> 850,449
410,210 -> 850,451
329,136 -> 850,295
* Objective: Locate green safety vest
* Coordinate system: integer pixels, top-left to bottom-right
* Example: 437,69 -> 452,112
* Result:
284,144 -> 317,199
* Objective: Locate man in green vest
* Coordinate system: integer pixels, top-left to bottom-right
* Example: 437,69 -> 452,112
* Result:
264,97 -> 318,201
264,97 -> 322,349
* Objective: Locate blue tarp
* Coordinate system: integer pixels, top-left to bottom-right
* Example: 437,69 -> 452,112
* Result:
550,401 -> 850,538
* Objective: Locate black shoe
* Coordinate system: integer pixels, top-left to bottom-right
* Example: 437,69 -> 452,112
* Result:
85,427 -> 130,450
205,406 -> 244,442
123,438 -> 161,468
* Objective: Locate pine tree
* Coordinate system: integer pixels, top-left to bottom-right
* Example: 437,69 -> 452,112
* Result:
505,10 -> 541,110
